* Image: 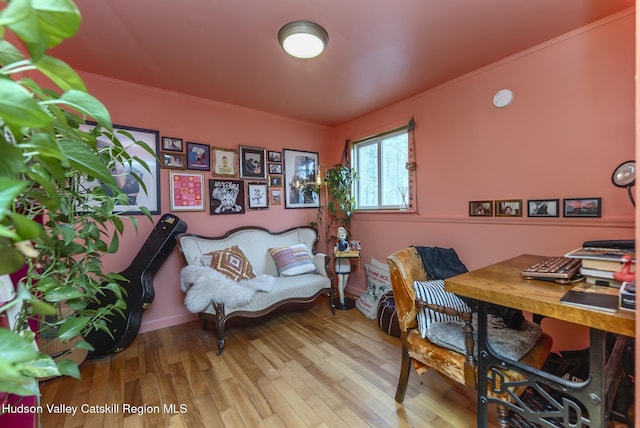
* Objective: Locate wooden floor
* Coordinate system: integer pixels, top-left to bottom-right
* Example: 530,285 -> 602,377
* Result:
39,298 -> 498,427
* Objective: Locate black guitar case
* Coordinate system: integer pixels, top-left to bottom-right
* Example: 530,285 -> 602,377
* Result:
85,213 -> 187,357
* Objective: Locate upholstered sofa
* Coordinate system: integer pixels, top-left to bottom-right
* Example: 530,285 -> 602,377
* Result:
177,225 -> 335,354
387,246 -> 553,424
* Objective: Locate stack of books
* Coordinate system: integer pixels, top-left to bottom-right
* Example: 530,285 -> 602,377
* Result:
565,244 -> 635,288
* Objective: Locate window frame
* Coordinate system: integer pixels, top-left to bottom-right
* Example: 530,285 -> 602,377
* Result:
352,126 -> 410,211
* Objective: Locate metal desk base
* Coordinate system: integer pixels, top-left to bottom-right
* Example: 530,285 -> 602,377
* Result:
476,302 -> 626,428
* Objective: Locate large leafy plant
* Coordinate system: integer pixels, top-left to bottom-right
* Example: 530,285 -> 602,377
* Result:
0,0 -> 150,397
313,164 -> 357,249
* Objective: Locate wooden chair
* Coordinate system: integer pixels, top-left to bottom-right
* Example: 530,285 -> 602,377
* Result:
387,247 -> 553,427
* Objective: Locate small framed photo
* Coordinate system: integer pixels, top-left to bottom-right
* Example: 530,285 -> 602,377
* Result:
212,147 -> 238,177
495,199 -> 523,217
209,179 -> 245,215
527,199 -> 559,217
270,188 -> 282,205
469,200 -> 493,217
563,197 -> 601,218
247,182 -> 269,209
161,152 -> 185,169
186,142 -> 211,171
169,171 -> 205,211
162,136 -> 183,152
268,150 -> 282,162
268,175 -> 283,187
239,146 -> 267,179
268,163 -> 283,174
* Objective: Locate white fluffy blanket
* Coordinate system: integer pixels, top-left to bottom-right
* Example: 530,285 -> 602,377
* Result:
180,265 -> 276,313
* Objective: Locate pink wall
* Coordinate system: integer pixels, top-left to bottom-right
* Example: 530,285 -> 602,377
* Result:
76,11 -> 634,354
334,12 -> 635,353
78,75 -> 333,332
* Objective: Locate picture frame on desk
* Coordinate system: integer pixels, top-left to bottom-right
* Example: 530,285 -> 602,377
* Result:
527,199 -> 559,217
563,197 -> 601,218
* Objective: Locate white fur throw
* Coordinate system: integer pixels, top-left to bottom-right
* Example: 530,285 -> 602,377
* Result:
180,265 -> 276,313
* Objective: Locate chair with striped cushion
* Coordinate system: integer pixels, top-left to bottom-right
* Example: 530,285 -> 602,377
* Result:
387,247 -> 553,426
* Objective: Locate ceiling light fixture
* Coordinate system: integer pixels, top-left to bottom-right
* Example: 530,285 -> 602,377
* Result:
278,20 -> 328,59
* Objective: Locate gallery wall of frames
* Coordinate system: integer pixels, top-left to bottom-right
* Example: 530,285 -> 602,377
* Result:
160,135 -> 320,214
468,198 -> 602,218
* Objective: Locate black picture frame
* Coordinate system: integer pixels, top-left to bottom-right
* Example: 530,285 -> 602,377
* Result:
239,145 -> 267,179
563,198 -> 602,218
80,122 -> 161,215
527,199 -> 559,217
283,149 -> 319,209
186,142 -> 211,171
161,136 -> 183,152
247,182 -> 269,210
268,150 -> 282,162
209,179 -> 245,215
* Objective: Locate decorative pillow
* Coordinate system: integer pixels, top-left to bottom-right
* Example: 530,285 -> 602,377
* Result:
356,259 -> 391,319
202,245 -> 256,281
427,313 -> 543,361
269,244 -> 318,277
413,279 -> 472,339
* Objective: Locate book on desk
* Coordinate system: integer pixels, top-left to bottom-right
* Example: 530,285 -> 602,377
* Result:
560,282 -> 620,313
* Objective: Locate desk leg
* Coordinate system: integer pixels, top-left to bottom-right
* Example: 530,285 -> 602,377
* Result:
476,303 -> 617,428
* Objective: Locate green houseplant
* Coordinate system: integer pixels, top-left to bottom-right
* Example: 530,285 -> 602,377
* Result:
0,0 -> 151,397
313,164 -> 357,250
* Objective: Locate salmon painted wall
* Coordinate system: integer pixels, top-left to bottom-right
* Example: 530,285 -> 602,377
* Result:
76,74 -> 334,333
334,12 -> 635,353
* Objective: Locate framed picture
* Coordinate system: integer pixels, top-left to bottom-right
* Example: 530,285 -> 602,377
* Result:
186,142 -> 211,171
169,171 -> 205,211
161,136 -> 183,152
563,198 -> 601,218
247,182 -> 269,210
268,150 -> 282,162
209,179 -> 245,215
283,149 -> 319,209
212,147 -> 238,177
527,199 -> 559,217
80,123 -> 161,215
161,152 -> 185,169
495,199 -> 523,217
270,188 -> 282,205
268,163 -> 283,174
469,200 -> 493,217
239,145 -> 267,179
268,175 -> 283,187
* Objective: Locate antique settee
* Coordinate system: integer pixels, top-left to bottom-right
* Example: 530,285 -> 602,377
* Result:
177,225 -> 335,354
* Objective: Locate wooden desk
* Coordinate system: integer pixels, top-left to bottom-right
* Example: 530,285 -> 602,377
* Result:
445,254 -> 635,427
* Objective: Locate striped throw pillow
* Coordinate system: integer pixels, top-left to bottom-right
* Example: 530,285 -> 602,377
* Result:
269,244 -> 318,277
413,279 -> 471,339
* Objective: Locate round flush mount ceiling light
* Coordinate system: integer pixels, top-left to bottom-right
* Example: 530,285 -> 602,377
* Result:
493,89 -> 514,108
278,20 -> 329,59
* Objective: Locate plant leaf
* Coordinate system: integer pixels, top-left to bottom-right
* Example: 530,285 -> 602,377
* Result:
49,90 -> 112,131
34,54 -> 85,92
0,78 -> 52,127
55,359 -> 79,378
56,316 -> 91,341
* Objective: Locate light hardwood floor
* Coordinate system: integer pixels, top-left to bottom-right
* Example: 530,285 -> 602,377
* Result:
39,299 -> 498,427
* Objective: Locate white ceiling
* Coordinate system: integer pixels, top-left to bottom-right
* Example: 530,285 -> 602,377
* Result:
51,0 -> 634,126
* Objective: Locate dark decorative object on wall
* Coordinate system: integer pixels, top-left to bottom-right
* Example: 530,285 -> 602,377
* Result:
186,142 -> 211,171
563,198 -> 601,218
161,136 -> 183,152
239,145 -> 267,179
469,200 -> 493,217
209,179 -> 245,215
527,199 -> 559,217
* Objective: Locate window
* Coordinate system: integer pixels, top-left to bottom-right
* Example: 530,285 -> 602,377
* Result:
352,127 -> 409,210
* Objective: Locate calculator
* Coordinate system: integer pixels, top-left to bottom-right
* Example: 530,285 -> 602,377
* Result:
520,256 -> 582,284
